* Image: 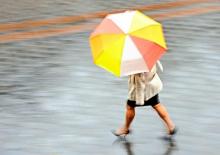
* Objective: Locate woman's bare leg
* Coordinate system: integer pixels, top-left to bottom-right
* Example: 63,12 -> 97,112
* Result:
153,103 -> 175,134
124,105 -> 135,130
115,104 -> 135,134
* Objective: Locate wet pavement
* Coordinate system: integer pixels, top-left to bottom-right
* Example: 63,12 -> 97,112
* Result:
0,0 -> 220,155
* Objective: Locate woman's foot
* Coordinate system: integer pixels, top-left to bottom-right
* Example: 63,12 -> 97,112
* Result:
162,126 -> 178,142
169,126 -> 178,136
111,127 -> 130,137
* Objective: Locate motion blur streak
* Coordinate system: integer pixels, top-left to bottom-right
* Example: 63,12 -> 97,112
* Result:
0,0 -> 216,32
0,6 -> 219,43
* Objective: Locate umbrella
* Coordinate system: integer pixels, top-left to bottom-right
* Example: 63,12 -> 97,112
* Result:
89,10 -> 167,77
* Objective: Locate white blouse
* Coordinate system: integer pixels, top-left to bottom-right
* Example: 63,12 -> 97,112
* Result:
128,61 -> 163,105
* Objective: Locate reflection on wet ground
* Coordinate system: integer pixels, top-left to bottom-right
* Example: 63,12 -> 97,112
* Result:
112,136 -> 178,155
0,0 -> 220,155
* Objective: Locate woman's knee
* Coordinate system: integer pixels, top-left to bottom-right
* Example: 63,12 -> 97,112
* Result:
153,103 -> 168,118
152,103 -> 161,109
126,104 -> 135,110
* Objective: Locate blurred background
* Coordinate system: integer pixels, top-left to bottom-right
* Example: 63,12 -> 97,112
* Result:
0,0 -> 220,155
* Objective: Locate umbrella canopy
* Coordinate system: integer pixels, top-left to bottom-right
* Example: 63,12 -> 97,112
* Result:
89,10 -> 167,77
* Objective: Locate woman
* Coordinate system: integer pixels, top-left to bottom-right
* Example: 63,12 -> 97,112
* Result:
112,61 -> 177,137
